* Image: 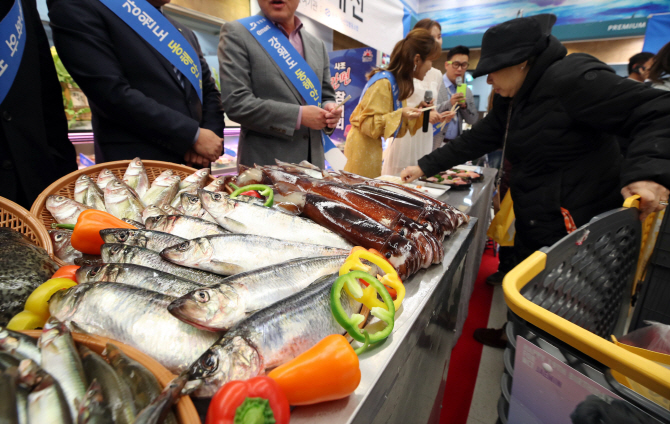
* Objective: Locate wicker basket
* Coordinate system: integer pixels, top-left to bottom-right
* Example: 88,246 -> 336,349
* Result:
30,160 -> 214,266
0,196 -> 54,258
23,330 -> 200,424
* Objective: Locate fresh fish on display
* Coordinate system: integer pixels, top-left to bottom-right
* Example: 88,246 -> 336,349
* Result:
141,205 -> 167,223
18,359 -> 72,424
74,175 -> 107,211
144,215 -> 230,239
0,351 -> 20,371
104,179 -> 145,223
79,345 -> 136,424
203,177 -> 227,193
100,244 -> 230,286
0,229 -> 59,326
122,157 -> 150,198
100,229 -> 186,254
161,234 -> 347,276
132,371 -> 187,424
77,380 -> 114,424
49,283 -> 220,373
200,191 -> 353,249
179,193 -> 218,223
0,366 -> 20,424
49,229 -> 83,265
275,159 -> 325,179
170,168 -> 210,208
0,327 -> 41,364
141,170 -> 180,208
96,169 -> 117,191
122,219 -> 145,229
38,322 -> 88,421
169,255 -> 347,331
46,195 -> 91,224
74,255 -> 104,268
158,204 -> 182,216
76,264 -> 202,298
235,167 -> 266,186
188,274 -> 361,397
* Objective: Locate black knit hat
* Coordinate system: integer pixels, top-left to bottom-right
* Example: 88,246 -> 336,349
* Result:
473,14 -> 557,78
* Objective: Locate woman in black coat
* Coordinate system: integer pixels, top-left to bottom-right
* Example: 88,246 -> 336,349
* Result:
402,14 -> 670,260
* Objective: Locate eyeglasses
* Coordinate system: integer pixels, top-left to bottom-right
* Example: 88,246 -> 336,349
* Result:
448,61 -> 469,70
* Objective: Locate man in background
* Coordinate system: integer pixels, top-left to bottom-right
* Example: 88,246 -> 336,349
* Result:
627,52 -> 654,82
218,0 -> 341,168
48,0 -> 224,168
438,46 -> 478,148
0,0 -> 77,208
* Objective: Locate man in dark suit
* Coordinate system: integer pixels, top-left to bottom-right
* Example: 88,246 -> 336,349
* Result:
48,0 -> 224,168
0,0 -> 77,209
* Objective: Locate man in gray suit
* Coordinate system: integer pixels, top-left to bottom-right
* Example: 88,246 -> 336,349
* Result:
433,45 -> 478,151
218,0 -> 341,168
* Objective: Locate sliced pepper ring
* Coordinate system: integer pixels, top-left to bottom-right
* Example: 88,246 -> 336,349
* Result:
330,271 -> 395,345
339,249 -> 405,311
230,184 -> 274,207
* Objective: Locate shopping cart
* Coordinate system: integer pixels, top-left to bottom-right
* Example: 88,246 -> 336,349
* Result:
497,201 -> 670,423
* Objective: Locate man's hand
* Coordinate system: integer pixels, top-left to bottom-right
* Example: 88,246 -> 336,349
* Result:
401,166 -> 425,183
301,105 -> 331,130
429,110 -> 442,125
439,110 -> 456,123
184,148 -> 212,168
621,180 -> 670,221
450,93 -> 465,107
193,128 -> 223,162
323,103 -> 343,129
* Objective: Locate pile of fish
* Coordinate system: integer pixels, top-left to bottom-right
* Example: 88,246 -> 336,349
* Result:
0,322 -> 177,424
0,228 -> 59,327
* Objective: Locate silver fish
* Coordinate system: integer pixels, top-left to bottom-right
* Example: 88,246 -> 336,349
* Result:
188,274 -> 360,397
141,171 -> 180,208
100,244 -> 229,286
122,158 -> 149,199
96,169 -> 117,191
46,195 -> 91,225
203,177 -> 226,193
74,175 -> 106,211
19,359 -> 72,424
169,255 -> 347,331
79,345 -> 135,424
49,283 -> 220,374
0,328 -> 41,364
144,215 -> 229,239
159,204 -> 182,215
161,234 -> 347,275
76,264 -> 202,297
122,219 -> 145,229
0,352 -> 20,371
170,169 -> 210,208
133,372 -> 187,424
38,322 -> 87,421
200,191 -> 353,249
179,193 -> 217,223
100,229 -> 185,253
104,179 -> 145,222
0,366 -> 19,423
141,205 -> 166,223
77,380 -> 114,424
49,230 -> 83,265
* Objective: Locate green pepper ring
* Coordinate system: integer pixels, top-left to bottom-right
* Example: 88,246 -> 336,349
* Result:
230,184 -> 274,207
330,271 -> 395,346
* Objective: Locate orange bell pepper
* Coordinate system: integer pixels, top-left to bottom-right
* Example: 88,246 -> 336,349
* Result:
267,334 -> 361,405
53,209 -> 136,255
51,265 -> 80,282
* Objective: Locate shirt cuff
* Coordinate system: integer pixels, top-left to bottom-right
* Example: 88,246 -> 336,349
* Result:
296,106 -> 303,130
192,127 -> 200,145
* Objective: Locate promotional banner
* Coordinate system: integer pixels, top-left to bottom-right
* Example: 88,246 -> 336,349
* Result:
643,13 -> 670,54
297,0 -> 406,54
328,47 -> 378,144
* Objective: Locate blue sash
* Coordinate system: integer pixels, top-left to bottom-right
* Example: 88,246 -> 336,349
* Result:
360,71 -> 403,138
98,0 -> 202,102
238,15 -> 347,170
0,0 -> 26,105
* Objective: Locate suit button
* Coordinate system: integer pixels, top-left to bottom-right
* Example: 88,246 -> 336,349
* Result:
2,160 -> 13,170
2,111 -> 11,121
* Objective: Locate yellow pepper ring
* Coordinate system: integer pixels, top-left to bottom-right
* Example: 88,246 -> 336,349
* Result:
339,249 -> 406,311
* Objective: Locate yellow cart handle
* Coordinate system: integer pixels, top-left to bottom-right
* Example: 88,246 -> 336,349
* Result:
623,195 -> 641,209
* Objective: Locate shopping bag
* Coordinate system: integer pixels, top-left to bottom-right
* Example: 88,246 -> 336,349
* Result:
487,190 -> 515,246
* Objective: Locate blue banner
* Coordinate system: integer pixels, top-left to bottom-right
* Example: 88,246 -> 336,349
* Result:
98,0 -> 202,102
239,15 -> 347,170
0,0 -> 25,105
643,14 -> 670,54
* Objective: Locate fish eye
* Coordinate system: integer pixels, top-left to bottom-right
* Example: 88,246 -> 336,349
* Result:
201,352 -> 218,371
195,290 -> 210,303
213,193 -> 222,201
178,242 -> 190,251
189,197 -> 198,204
399,229 -> 406,237
117,231 -> 128,241
56,196 -> 65,201
385,251 -> 392,258
55,234 -> 64,241
90,266 -> 101,276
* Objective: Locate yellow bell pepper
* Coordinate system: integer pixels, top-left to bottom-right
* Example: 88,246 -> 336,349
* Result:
339,247 -> 405,311
7,310 -> 46,331
24,278 -> 77,321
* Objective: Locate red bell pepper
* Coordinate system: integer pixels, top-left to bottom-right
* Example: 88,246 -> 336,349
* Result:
206,376 -> 290,424
241,190 -> 262,199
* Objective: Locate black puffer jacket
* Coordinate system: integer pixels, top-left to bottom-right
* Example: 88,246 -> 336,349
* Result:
419,36 -> 670,251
